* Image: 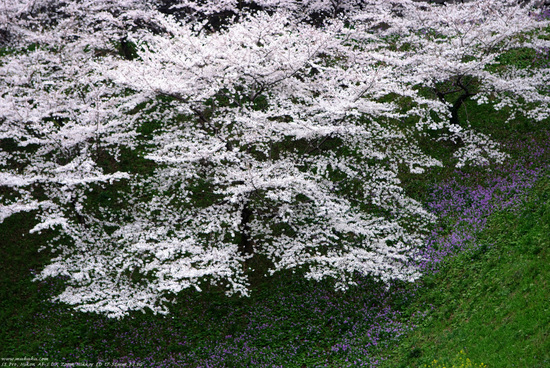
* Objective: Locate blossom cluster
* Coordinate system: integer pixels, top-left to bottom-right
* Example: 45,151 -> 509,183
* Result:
1,0 -> 549,316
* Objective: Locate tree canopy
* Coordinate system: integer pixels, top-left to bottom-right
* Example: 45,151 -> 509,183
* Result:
1,0 -> 549,317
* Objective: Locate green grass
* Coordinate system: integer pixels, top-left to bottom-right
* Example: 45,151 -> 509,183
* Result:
382,179 -> 550,368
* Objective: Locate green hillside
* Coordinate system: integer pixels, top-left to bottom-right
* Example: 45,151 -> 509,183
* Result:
383,179 -> 550,368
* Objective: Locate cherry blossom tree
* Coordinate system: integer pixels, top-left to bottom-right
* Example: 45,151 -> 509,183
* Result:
0,0 -> 166,315
1,0 -> 548,317
0,0 -> 165,223
353,0 -> 550,167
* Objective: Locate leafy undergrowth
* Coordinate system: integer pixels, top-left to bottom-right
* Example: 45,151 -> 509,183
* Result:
382,179 -> 550,368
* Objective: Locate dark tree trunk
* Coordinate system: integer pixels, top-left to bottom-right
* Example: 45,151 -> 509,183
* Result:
239,203 -> 254,256
449,91 -> 474,127
433,75 -> 478,143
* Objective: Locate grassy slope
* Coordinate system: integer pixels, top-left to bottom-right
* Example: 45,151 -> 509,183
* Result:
383,179 -> 550,368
